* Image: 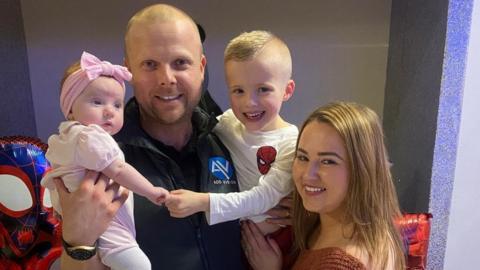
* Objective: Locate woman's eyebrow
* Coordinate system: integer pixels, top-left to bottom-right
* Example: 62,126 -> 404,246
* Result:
318,152 -> 344,161
297,148 -> 344,161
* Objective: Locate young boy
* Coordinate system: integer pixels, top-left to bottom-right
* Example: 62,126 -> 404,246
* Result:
166,30 -> 297,235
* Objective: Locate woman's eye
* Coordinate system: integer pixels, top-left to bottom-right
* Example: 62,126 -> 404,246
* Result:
321,159 -> 337,165
295,154 -> 308,162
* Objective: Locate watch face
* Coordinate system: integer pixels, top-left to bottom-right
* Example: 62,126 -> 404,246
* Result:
68,248 -> 96,260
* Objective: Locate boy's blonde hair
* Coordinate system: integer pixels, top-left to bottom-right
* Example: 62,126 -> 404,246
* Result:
224,30 -> 292,79
292,101 -> 406,270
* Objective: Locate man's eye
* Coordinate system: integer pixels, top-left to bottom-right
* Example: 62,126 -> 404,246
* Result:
175,59 -> 186,66
142,60 -> 157,70
174,59 -> 189,69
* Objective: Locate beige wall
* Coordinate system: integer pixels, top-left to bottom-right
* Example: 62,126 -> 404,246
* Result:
21,0 -> 391,141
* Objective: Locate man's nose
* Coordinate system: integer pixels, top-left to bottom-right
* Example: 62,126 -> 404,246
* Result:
157,65 -> 176,86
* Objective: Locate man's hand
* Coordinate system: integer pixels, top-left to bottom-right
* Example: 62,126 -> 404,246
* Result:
55,170 -> 129,246
242,220 -> 282,270
165,189 -> 209,218
265,195 -> 293,227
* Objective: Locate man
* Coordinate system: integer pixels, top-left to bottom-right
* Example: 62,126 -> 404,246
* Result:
56,4 -> 244,269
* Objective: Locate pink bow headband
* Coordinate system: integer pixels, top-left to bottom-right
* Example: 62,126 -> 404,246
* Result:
60,51 -> 132,118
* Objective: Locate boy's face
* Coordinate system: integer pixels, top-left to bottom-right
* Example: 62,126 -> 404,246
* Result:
225,54 -> 294,132
69,76 -> 125,135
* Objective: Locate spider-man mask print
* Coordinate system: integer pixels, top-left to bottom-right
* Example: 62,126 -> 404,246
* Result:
256,146 -> 277,175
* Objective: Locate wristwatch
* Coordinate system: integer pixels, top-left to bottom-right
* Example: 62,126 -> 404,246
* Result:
62,237 -> 98,260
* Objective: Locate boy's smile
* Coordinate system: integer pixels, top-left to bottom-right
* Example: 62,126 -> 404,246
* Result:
224,45 -> 294,132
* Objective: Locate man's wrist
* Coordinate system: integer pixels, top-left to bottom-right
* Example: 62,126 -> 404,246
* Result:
62,237 -> 98,261
62,228 -> 98,247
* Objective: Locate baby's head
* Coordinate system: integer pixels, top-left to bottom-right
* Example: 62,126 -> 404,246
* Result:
223,30 -> 295,132
60,52 -> 132,135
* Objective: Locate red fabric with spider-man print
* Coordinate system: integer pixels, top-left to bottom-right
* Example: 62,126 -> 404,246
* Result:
0,136 -> 62,270
256,146 -> 277,175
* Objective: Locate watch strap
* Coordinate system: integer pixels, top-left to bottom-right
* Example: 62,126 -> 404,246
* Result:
62,237 -> 98,261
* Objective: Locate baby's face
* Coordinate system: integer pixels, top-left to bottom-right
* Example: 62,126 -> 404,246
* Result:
69,76 -> 125,135
224,55 -> 292,132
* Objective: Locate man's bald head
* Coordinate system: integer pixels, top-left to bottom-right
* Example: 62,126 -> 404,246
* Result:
124,4 -> 202,60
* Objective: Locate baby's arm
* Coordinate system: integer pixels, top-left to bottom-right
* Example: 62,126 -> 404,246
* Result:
165,189 -> 210,218
102,159 -> 169,205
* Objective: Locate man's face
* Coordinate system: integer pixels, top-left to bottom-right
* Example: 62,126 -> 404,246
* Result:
125,19 -> 205,127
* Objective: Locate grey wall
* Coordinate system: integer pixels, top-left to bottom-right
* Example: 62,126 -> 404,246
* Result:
383,1 -> 448,212
0,1 -> 37,137
20,0 -> 392,142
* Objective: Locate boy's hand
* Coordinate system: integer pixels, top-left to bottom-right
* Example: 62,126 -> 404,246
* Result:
165,189 -> 209,218
265,194 -> 293,226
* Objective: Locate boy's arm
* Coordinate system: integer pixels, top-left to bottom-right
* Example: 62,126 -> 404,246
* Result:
165,189 -> 210,217
208,168 -> 292,225
208,140 -> 296,225
102,159 -> 169,205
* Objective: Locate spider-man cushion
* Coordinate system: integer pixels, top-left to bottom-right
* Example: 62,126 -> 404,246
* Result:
0,136 -> 61,270
397,213 -> 432,270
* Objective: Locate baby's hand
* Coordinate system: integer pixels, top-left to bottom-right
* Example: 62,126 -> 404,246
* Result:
165,189 -> 209,218
148,187 -> 170,206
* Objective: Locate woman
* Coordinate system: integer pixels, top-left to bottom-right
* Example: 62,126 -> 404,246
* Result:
242,101 -> 406,269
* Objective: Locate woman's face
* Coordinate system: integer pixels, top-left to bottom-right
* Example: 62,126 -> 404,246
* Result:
293,121 -> 350,217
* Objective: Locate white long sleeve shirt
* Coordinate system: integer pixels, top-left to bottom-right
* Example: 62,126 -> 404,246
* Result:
209,109 -> 298,225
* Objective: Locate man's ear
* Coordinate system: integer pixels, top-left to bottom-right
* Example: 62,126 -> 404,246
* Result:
283,79 -> 295,101
124,57 -> 130,71
200,54 -> 207,80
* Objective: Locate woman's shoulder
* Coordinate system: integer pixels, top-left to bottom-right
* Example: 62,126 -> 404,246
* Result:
292,247 -> 368,270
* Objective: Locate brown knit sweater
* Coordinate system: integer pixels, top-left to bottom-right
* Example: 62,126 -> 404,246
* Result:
291,247 -> 367,270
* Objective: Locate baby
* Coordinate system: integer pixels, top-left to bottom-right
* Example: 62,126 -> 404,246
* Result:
166,30 -> 297,235
41,51 -> 169,270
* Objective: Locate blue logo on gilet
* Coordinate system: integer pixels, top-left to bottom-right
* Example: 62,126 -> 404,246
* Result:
209,157 -> 234,180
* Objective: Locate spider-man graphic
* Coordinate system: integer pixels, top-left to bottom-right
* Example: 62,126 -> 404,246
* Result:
0,136 -> 61,270
256,146 -> 277,175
